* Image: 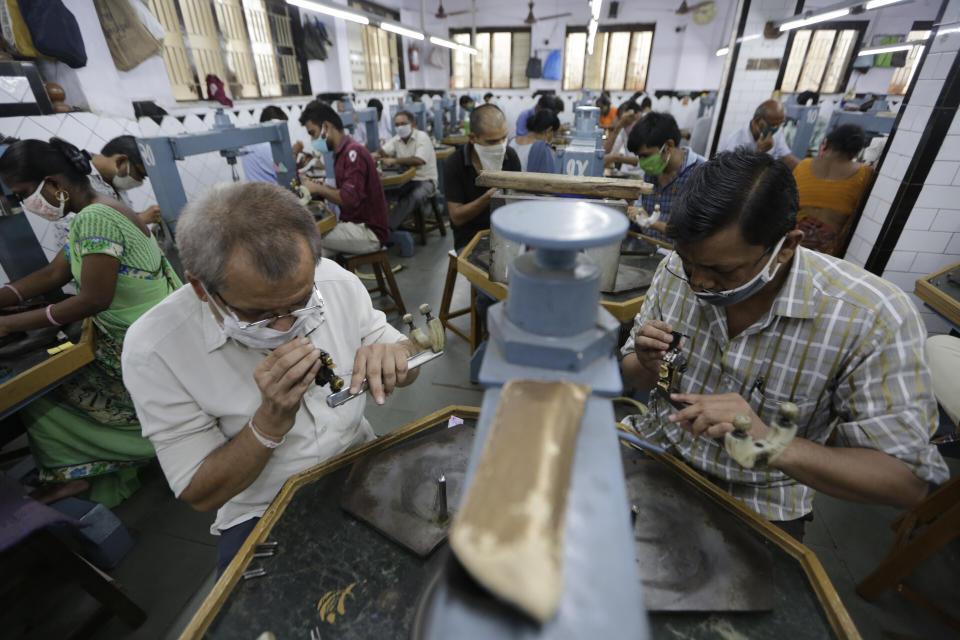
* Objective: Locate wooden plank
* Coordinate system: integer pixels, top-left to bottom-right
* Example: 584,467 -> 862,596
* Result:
380,166 -> 416,188
476,170 -> 653,199
456,230 -> 645,323
180,406 -> 482,640
0,319 -> 96,415
914,261 -> 960,328
442,135 -> 468,146
435,146 -> 455,160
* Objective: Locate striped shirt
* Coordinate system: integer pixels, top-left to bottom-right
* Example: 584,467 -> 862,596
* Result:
636,147 -> 705,243
620,247 -> 949,521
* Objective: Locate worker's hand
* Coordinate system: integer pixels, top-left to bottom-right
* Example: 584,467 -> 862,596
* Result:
253,337 -> 323,437
666,392 -> 769,440
381,157 -> 396,167
631,320 -> 674,378
627,205 -> 650,227
756,131 -> 775,153
604,154 -> 619,168
481,187 -> 496,201
350,342 -> 412,405
137,205 -> 162,225
302,178 -> 325,196
292,141 -> 304,157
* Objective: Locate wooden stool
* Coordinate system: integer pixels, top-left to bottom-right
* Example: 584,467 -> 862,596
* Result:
402,192 -> 448,245
439,250 -> 473,348
856,475 -> 960,630
341,250 -> 406,316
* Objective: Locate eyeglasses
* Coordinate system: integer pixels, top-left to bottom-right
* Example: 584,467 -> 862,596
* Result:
209,283 -> 325,330
665,246 -> 774,290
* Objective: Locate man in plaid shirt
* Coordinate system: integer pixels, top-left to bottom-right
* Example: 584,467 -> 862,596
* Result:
620,151 -> 948,539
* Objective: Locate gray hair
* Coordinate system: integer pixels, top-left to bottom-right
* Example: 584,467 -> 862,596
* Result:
176,182 -> 322,292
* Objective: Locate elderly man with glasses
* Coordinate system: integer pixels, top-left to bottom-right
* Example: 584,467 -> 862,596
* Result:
619,151 -> 947,542
719,100 -> 799,170
121,182 -> 418,574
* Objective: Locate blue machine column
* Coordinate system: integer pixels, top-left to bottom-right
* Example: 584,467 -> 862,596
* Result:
418,201 -> 648,638
555,105 -> 605,177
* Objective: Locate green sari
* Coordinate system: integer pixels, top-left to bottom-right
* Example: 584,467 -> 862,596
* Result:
21,203 -> 181,507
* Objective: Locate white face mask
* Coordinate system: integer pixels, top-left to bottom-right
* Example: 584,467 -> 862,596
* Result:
475,141 -> 507,172
22,180 -> 65,221
204,284 -> 321,349
396,124 -> 412,139
112,162 -> 143,191
691,236 -> 787,307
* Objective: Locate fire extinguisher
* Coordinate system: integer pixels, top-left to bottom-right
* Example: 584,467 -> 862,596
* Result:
409,44 -> 420,71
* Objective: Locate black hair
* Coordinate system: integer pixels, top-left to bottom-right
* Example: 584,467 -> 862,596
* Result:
596,94 -> 611,107
470,103 -> 505,137
459,95 -> 475,108
536,94 -> 554,110
0,137 -> 91,186
260,105 -> 288,122
367,98 -> 383,117
526,109 -> 560,134
824,124 -> 867,159
483,92 -> 494,100
617,99 -> 642,115
299,100 -> 343,131
626,112 -> 681,154
548,96 -> 564,113
667,151 -> 798,249
639,97 -> 652,111
100,135 -> 145,167
395,110 -> 415,124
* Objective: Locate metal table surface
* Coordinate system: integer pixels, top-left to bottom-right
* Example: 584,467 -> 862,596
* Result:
182,407 -> 858,640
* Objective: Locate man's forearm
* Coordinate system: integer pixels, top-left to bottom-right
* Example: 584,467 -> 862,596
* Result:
448,193 -> 491,226
179,424 -> 275,512
393,156 -> 425,167
774,438 -> 929,509
603,126 -> 622,154
320,184 -> 343,206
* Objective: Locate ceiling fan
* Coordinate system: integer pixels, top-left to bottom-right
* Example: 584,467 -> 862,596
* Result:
524,1 -> 572,24
675,0 -> 717,25
434,1 -> 474,19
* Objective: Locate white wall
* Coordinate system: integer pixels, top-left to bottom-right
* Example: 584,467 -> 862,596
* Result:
846,0 -> 960,336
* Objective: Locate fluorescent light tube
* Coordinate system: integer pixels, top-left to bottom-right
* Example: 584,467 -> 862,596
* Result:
429,36 -> 477,56
779,8 -> 850,32
865,0 -> 906,9
287,0 -> 369,24
716,47 -> 729,56
857,43 -> 916,55
380,22 -> 423,40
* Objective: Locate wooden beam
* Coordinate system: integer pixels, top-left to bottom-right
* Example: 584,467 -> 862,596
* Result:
476,171 -> 653,199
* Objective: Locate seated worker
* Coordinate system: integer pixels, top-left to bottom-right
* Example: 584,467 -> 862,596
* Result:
444,104 -> 522,254
239,105 -> 289,185
459,95 -> 476,123
794,124 -> 872,256
299,100 -> 389,257
121,182 -> 418,574
0,138 -> 181,506
509,109 -> 561,172
720,100 -> 800,169
619,151 -> 948,540
374,109 -> 438,229
602,99 -> 644,166
483,92 -> 494,104
515,94 -> 557,137
89,135 -> 163,226
366,98 -> 393,145
626,112 -> 706,240
597,93 -> 617,129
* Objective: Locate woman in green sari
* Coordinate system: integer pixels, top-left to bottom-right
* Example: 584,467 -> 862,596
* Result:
0,138 -> 180,507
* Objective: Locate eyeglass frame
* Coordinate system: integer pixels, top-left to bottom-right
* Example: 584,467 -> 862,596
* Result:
205,282 -> 325,330
664,242 -> 777,292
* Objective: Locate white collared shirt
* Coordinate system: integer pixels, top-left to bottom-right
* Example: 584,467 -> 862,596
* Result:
719,124 -> 792,160
381,129 -> 438,183
121,259 -> 405,534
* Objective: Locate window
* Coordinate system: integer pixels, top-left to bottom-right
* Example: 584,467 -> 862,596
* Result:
562,25 -> 654,92
346,0 -> 402,91
888,23 -> 933,95
777,22 -> 866,94
450,29 -> 531,89
146,0 -> 307,101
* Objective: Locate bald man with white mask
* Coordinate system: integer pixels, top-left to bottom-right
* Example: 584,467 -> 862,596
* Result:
121,182 -> 419,574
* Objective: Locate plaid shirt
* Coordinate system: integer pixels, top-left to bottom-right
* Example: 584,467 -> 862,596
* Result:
621,247 -> 949,521
636,147 -> 706,243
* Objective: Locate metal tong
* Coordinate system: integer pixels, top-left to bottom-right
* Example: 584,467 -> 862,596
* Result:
326,348 -> 444,407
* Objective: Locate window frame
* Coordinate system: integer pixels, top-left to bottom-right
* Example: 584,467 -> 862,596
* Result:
887,20 -> 934,95
775,20 -> 868,94
562,23 -> 656,92
347,0 -> 406,90
449,27 -> 533,89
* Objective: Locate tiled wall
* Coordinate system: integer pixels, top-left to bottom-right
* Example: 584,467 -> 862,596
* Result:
845,0 -> 960,335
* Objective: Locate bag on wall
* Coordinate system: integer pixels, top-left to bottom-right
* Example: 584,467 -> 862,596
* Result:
94,0 -> 163,72
543,50 -> 562,80
303,18 -> 331,61
17,0 -> 86,68
525,55 -> 543,79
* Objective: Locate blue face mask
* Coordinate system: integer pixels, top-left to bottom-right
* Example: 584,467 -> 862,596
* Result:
312,135 -> 328,154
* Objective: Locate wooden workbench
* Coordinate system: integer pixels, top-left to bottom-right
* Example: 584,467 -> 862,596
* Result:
914,261 -> 960,327
0,319 -> 96,417
435,145 -> 455,161
379,166 -> 416,189
456,230 -> 655,323
181,406 -> 860,640
441,135 -> 468,146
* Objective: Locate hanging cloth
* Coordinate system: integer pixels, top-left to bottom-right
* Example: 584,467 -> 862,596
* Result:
18,0 -> 87,68
542,50 -> 562,81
